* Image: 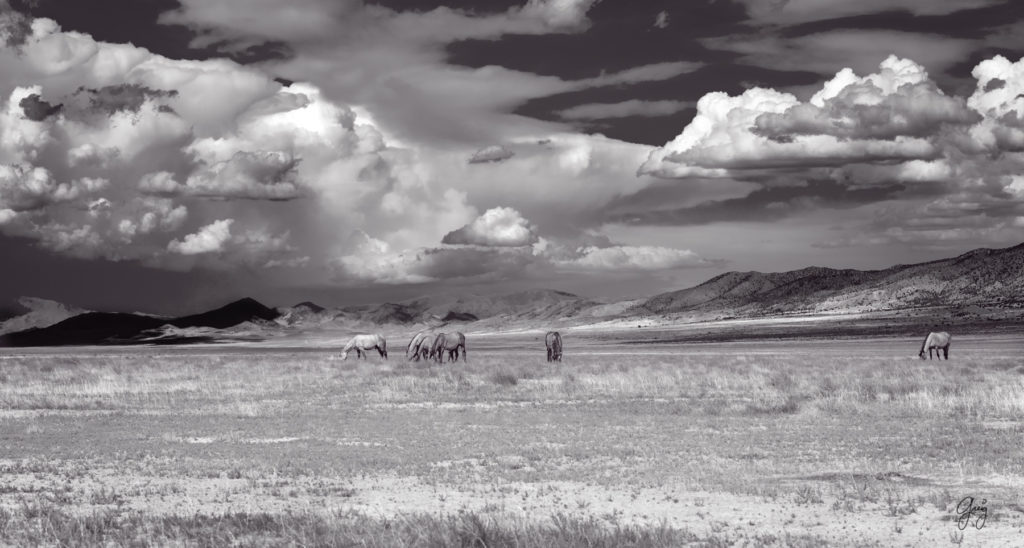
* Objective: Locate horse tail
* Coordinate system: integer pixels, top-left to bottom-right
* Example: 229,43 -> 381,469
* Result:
555,332 -> 562,360
380,336 -> 388,359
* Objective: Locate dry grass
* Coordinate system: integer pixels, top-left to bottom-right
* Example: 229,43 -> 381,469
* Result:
0,334 -> 1022,546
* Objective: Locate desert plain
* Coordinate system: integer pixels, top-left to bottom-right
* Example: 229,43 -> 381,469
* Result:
1,320 -> 1022,547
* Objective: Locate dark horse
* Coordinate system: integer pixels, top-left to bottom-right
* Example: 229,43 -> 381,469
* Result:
545,331 -> 563,362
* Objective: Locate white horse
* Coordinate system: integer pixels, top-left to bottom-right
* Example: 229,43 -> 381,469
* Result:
418,333 -> 438,361
407,332 -> 429,361
918,331 -> 951,360
342,334 -> 388,360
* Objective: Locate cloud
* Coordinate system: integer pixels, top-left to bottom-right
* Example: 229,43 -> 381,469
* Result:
558,100 -> 693,120
442,207 -> 539,247
167,219 -> 233,255
654,11 -> 669,29
18,93 -> 61,121
161,0 -> 699,147
640,52 -> 1024,249
521,0 -> 603,30
753,66 -> 980,142
555,244 -> 709,271
704,30 -> 977,80
731,0 -> 1002,25
0,0 -> 31,47
468,145 -> 514,164
145,151 -> 304,200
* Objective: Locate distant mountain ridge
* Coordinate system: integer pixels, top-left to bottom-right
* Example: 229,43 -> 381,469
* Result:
336,289 -> 598,326
0,298 -> 281,347
636,242 -> 1024,318
2,242 -> 1021,346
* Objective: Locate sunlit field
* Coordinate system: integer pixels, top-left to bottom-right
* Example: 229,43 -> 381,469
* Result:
1,332 -> 1022,546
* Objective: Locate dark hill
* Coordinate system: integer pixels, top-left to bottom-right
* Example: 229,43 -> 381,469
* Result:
170,298 -> 279,329
0,298 -> 280,347
292,301 -> 325,313
0,312 -> 165,346
442,311 -> 479,322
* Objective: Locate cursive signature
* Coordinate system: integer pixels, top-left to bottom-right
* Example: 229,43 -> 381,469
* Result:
955,496 -> 987,530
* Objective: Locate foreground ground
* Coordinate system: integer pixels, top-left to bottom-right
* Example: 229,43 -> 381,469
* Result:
1,328 -> 1022,546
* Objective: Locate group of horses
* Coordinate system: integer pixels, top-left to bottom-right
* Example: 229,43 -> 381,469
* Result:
407,331 -> 468,363
340,329 -> 948,362
339,330 -> 565,363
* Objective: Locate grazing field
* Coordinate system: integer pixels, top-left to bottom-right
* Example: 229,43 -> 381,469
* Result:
1,331 -> 1023,546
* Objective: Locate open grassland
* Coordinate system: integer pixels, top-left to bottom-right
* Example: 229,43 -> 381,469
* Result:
0,332 -> 1023,546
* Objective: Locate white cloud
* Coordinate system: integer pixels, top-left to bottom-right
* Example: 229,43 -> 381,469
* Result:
654,11 -> 669,29
557,245 -> 708,271
521,0 -> 602,30
168,219 -> 234,255
442,207 -> 538,247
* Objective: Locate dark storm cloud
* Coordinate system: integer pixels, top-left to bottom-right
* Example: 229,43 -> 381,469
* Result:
73,84 -> 179,116
468,145 -> 515,164
19,93 -> 62,121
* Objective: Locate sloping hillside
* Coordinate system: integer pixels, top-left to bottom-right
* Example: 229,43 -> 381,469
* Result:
0,297 -> 87,335
637,243 -> 1024,318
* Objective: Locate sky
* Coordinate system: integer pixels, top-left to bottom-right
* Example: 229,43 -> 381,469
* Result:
1,0 -> 1024,314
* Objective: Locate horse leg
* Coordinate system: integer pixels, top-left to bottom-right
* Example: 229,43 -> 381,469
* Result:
944,346 -> 949,360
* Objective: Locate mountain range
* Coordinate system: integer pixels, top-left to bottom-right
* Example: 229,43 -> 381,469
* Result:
1,242 -> 1021,346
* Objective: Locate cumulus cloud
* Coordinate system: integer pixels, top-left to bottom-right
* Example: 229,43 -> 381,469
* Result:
442,207 -> 539,247
167,219 -> 233,255
642,53 -> 1024,249
153,151 -> 304,200
641,56 -> 975,176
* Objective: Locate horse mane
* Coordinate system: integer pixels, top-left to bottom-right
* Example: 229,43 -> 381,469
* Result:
918,332 -> 930,355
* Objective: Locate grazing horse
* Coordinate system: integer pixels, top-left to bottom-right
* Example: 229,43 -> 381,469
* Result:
418,333 -> 438,361
545,331 -> 563,362
432,332 -> 466,363
342,334 -> 388,360
918,331 -> 951,360
407,331 -> 430,361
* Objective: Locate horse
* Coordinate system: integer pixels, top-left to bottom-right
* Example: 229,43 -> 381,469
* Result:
918,331 -> 951,360
545,331 -> 563,362
418,333 -> 438,361
342,334 -> 387,360
407,331 -> 430,361
432,332 -> 466,363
